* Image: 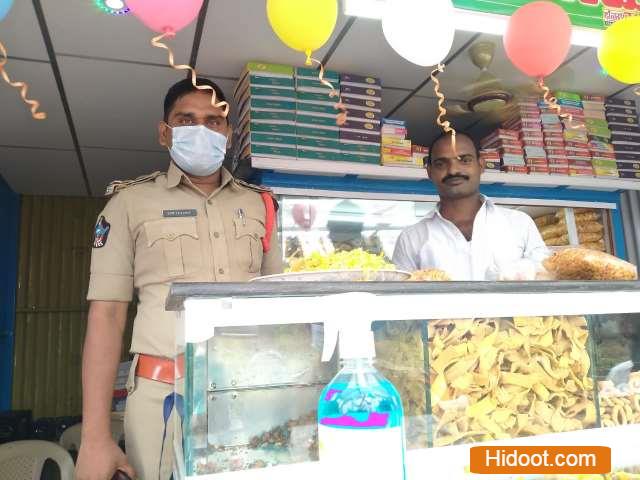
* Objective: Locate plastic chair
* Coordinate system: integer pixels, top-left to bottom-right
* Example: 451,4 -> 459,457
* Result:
0,440 -> 74,480
59,420 -> 125,456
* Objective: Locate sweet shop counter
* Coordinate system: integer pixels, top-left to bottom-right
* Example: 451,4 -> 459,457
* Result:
167,281 -> 640,480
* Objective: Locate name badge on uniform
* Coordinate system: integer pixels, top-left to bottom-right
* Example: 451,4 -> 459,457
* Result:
163,209 -> 197,218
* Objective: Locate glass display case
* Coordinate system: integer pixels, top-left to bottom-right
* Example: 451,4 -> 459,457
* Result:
168,281 -> 640,479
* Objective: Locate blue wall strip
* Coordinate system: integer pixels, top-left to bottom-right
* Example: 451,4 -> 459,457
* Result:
0,176 -> 19,411
257,171 -> 628,259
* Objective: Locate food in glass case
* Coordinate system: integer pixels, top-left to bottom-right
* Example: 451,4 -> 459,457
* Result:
375,321 -> 428,449
543,248 -> 638,280
286,248 -> 394,272
408,269 -> 451,281
428,316 -> 596,447
599,372 -> 640,427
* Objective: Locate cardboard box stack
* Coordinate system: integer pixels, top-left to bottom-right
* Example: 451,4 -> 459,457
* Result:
339,73 -> 382,164
555,91 -> 593,177
582,94 -> 618,178
479,148 -> 501,171
480,128 -> 527,173
606,97 -> 640,181
235,62 -> 297,160
380,119 -> 413,167
539,99 -> 569,175
502,97 -> 548,174
412,145 -> 429,169
295,67 -> 342,161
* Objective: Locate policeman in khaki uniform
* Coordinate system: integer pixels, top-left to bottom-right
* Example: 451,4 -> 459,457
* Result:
76,78 -> 282,480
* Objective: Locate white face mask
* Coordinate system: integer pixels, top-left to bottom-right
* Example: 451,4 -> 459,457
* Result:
167,124 -> 227,177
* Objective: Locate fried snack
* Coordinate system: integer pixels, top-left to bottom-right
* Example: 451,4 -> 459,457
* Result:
543,248 -> 638,280
428,316 -> 596,447
555,210 -> 600,224
535,213 -> 558,228
541,223 -> 568,240
375,321 -> 427,449
598,375 -> 640,428
546,234 -> 569,246
409,269 -> 451,281
580,240 -> 606,252
577,222 -> 604,234
286,249 -> 394,272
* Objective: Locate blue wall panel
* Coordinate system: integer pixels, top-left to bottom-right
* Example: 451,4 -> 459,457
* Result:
0,176 -> 19,410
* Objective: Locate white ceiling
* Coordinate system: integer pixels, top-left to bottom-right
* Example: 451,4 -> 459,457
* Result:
0,0 -> 638,197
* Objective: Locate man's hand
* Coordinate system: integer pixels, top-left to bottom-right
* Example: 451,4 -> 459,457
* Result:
76,437 -> 135,480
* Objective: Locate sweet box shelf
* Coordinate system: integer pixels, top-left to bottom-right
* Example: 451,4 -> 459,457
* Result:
251,157 -> 640,192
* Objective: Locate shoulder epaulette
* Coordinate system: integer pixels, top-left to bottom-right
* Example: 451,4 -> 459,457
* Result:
232,178 -> 273,194
105,171 -> 164,196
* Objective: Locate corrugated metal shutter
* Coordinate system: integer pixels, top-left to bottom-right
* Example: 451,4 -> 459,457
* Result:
621,191 -> 640,267
12,196 -> 134,418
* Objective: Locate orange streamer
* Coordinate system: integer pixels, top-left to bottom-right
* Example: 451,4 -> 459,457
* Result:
537,78 -> 583,130
151,31 -> 229,117
308,57 -> 347,126
0,41 -> 46,120
431,63 -> 456,153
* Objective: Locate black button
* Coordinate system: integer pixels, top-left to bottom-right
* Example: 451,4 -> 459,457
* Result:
214,232 -> 220,239
218,268 -> 224,274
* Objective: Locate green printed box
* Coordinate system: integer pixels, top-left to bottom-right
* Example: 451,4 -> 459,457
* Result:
340,142 -> 381,155
296,102 -> 338,116
296,78 -> 340,93
236,85 -> 296,104
239,98 -> 296,112
295,66 -> 339,83
297,137 -> 341,152
591,159 -> 617,169
243,132 -> 297,148
297,149 -> 340,161
585,118 -> 609,129
296,126 -> 339,140
242,143 -> 297,159
340,152 -> 381,164
296,114 -> 339,128
242,121 -> 296,136
296,91 -> 335,104
555,91 -> 581,102
241,110 -> 296,123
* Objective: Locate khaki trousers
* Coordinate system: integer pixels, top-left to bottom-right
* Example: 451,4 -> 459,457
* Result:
124,356 -> 176,480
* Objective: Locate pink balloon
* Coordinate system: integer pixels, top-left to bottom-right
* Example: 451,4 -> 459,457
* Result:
127,0 -> 203,34
292,204 -> 317,231
504,1 -> 572,78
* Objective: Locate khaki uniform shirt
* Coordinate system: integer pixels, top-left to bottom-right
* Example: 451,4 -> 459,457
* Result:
87,163 -> 283,357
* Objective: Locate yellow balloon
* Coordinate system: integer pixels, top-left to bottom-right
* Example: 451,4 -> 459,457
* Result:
266,0 -> 338,65
598,15 -> 640,85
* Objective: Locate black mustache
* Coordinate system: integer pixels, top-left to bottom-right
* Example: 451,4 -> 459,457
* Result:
442,174 -> 469,183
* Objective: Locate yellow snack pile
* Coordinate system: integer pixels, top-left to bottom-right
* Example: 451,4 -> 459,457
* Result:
428,316 -> 596,447
286,248 -> 394,272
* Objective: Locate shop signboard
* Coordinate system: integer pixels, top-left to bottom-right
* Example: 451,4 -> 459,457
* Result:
453,0 -> 640,29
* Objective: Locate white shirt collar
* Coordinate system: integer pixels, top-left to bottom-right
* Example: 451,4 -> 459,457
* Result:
425,194 -> 494,221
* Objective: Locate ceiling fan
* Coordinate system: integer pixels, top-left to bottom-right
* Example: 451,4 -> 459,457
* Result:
448,41 -> 526,122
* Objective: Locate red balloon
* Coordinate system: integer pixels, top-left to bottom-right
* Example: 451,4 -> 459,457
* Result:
292,204 -> 317,231
127,0 -> 203,34
504,1 -> 572,78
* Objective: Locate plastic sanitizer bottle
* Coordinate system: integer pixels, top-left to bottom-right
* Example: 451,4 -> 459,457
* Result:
317,295 -> 406,479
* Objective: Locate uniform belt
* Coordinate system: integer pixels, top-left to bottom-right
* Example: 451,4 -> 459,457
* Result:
135,354 -> 185,384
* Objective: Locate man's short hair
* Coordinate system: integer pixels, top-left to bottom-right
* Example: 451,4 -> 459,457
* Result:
426,131 -> 480,166
163,78 -> 228,121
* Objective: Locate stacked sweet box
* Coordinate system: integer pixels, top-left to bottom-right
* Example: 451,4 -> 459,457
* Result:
339,73 -> 382,164
582,94 -> 618,178
235,62 -> 297,160
480,128 -> 527,174
606,97 -> 640,180
479,148 -> 502,171
555,91 -> 593,177
502,97 -> 548,174
380,119 -> 419,168
295,67 -> 342,161
540,99 -> 569,176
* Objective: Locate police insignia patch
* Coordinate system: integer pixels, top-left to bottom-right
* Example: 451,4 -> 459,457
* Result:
93,216 -> 111,248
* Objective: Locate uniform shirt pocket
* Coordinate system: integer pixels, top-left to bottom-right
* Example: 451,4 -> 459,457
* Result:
144,217 -> 199,278
233,216 -> 266,273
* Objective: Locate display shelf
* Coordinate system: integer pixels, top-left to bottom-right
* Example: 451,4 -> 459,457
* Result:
251,157 -> 640,192
186,424 -> 640,480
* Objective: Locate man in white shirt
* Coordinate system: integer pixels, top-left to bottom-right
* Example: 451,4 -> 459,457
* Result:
392,132 -> 549,280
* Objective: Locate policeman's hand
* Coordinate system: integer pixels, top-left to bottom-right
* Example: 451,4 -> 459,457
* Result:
76,437 -> 135,480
